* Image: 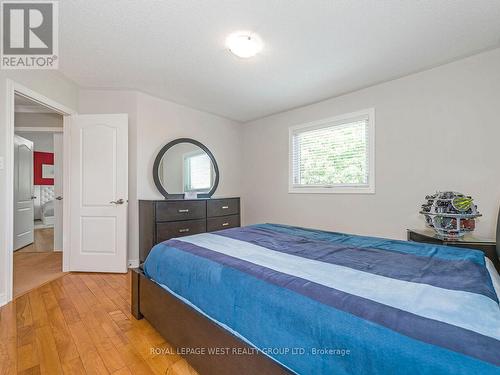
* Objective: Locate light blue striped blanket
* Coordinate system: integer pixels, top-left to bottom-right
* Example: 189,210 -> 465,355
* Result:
143,224 -> 500,375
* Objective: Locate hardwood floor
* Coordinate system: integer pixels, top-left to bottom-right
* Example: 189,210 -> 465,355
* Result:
0,272 -> 199,375
13,252 -> 65,298
14,228 -> 64,298
16,228 -> 54,253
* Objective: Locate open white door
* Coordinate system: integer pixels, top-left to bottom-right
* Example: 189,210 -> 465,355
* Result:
13,135 -> 34,250
69,114 -> 128,273
53,133 -> 63,251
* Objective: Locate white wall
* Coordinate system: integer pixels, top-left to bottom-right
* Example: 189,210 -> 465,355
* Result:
14,112 -> 63,128
78,90 -> 243,263
136,92 -> 242,200
14,131 -> 54,153
242,48 -> 500,240
0,71 -> 78,304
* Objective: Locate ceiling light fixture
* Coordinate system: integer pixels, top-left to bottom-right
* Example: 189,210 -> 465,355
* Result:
226,32 -> 263,58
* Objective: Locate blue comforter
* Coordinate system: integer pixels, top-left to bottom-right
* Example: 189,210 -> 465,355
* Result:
144,224 -> 500,375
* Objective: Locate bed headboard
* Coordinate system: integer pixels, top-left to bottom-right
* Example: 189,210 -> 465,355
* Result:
40,185 -> 55,206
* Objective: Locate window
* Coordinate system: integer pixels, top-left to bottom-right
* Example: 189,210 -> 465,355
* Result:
184,152 -> 213,192
289,108 -> 375,194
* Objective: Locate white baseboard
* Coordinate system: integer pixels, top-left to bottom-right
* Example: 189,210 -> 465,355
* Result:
0,293 -> 8,308
128,259 -> 139,268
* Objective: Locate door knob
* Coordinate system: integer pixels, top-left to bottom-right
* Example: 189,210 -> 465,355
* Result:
55,196 -> 63,200
110,198 -> 125,205
31,196 -> 36,200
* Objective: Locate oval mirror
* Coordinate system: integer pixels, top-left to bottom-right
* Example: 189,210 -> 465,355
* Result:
153,138 -> 219,199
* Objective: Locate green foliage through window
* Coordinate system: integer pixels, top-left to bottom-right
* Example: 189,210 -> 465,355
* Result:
292,120 -> 368,186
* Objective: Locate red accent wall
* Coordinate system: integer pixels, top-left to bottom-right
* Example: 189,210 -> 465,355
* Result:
34,151 -> 54,185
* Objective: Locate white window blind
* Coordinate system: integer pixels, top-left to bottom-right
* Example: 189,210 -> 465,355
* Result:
290,109 -> 374,193
185,153 -> 212,191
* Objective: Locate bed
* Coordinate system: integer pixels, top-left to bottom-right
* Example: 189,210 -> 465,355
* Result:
132,224 -> 500,375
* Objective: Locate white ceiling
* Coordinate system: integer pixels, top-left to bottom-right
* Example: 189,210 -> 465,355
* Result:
60,1 -> 500,122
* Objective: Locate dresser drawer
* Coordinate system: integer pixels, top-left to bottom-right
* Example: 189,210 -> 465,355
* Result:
156,219 -> 206,242
207,198 -> 240,217
207,215 -> 240,232
156,201 -> 206,222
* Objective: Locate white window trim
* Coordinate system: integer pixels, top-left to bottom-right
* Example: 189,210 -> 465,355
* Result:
288,108 -> 375,194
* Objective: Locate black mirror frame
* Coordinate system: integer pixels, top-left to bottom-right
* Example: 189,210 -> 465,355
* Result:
153,138 -> 220,199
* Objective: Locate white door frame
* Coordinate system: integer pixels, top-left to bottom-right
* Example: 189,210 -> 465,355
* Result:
3,79 -> 77,305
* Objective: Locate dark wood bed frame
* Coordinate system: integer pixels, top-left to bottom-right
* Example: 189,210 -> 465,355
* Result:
132,209 -> 500,374
131,267 -> 290,375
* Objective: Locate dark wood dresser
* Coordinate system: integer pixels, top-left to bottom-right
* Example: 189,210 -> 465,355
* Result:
407,229 -> 499,272
139,198 -> 240,262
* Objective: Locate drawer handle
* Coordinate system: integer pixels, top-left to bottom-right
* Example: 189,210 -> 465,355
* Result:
179,228 -> 190,233
222,206 -> 229,209
178,209 -> 190,213
222,222 -> 229,227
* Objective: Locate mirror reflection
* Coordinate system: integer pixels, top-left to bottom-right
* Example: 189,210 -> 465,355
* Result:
158,142 -> 215,194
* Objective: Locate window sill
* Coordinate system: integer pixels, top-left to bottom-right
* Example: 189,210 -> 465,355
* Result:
288,186 -> 375,194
